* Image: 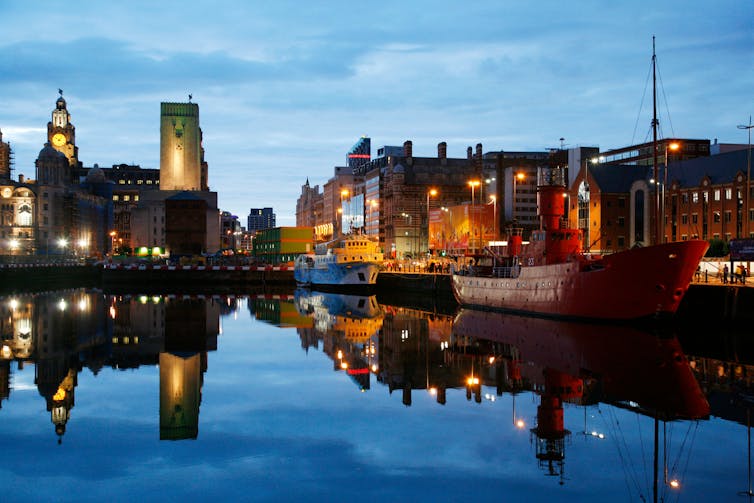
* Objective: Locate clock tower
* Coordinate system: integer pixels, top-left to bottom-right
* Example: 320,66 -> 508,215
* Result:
47,89 -> 80,168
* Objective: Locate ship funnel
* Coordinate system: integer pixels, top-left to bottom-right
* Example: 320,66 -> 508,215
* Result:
508,229 -> 523,257
538,185 -> 566,231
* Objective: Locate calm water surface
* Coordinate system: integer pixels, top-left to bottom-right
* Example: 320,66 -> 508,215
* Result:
0,288 -> 750,502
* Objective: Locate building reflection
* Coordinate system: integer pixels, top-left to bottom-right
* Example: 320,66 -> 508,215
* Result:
0,291 -> 221,442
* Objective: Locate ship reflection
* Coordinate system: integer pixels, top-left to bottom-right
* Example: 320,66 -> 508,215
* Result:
0,291 -> 221,442
451,308 -> 710,491
293,289 -> 383,391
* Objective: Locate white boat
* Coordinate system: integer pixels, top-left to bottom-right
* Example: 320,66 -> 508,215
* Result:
294,235 -> 383,288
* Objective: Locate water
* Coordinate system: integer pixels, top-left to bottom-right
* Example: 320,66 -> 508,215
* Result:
0,288 -> 749,502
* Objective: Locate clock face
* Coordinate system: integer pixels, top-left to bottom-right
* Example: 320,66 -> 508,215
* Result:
1,187 -> 11,198
52,133 -> 66,147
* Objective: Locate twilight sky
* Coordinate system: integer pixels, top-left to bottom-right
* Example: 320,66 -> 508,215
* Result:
0,1 -> 752,225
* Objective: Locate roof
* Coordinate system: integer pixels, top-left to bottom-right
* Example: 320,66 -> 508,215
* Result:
668,149 -> 750,188
587,163 -> 648,193
167,190 -> 203,201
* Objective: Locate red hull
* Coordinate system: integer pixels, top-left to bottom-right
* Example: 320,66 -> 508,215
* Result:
451,240 -> 708,321
452,308 -> 710,419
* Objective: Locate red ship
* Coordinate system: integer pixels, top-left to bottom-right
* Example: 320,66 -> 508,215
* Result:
451,184 -> 709,321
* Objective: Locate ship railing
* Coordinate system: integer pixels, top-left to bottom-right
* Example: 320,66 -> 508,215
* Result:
492,265 -> 520,278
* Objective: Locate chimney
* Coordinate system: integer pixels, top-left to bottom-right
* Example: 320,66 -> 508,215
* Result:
476,143 -> 483,159
403,140 -> 413,158
437,141 -> 448,159
467,146 -> 473,160
18,174 -> 24,183
438,142 -> 447,159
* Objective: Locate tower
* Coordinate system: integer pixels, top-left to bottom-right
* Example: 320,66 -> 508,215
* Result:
160,102 -> 203,191
0,128 -> 11,180
47,90 -> 80,168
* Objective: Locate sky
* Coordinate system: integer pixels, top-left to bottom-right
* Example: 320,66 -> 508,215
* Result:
0,1 -> 752,225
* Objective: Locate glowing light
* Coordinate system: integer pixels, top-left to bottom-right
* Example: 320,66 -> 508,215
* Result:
669,479 -> 680,489
371,364 -> 378,372
515,419 -> 526,429
466,376 -> 480,386
57,238 -> 68,248
9,239 -> 19,249
57,299 -> 67,311
53,387 -> 66,401
488,356 -> 496,364
1,345 -> 11,359
428,387 -> 438,396
139,295 -> 148,304
336,350 -> 343,359
340,361 -> 348,370
9,299 -> 19,310
109,306 -> 116,319
78,299 -> 87,311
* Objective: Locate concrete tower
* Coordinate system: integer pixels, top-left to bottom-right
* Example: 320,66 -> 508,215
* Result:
160,102 -> 202,191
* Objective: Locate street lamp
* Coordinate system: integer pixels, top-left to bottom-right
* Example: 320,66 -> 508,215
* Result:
512,172 -> 526,223
662,142 -> 680,243
426,188 -> 437,254
468,180 -> 481,253
738,116 -> 753,237
489,195 -> 497,241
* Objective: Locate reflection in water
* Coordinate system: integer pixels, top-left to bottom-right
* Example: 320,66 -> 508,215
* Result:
0,291 -> 221,442
1,289 -> 752,499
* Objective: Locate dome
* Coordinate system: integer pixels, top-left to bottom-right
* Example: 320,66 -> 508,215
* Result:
86,166 -> 107,183
37,142 -> 66,162
56,96 -> 67,110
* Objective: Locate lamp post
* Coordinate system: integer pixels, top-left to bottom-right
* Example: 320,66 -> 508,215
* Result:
339,189 -> 349,237
489,195 -> 497,241
426,188 -> 437,254
662,142 -> 680,243
739,117 -> 753,237
512,172 -> 525,223
468,180 -> 481,253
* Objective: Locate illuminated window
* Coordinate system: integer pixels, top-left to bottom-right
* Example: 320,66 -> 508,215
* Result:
113,195 -> 119,201
726,188 -> 732,200
16,204 -> 32,226
714,190 -> 720,201
692,192 -> 699,203
124,195 -> 130,202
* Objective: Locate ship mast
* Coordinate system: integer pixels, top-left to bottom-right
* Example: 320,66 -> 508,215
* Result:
652,36 -> 660,245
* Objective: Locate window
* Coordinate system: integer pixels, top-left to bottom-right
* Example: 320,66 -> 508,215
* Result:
617,236 -> 625,247
726,188 -> 732,200
714,190 -> 721,201
119,179 -> 126,184
135,195 -> 139,201
725,211 -> 732,222
146,180 -> 153,185
618,217 -> 625,227
703,192 -> 709,203
713,212 -> 721,223
113,195 -> 119,201
692,192 -> 699,203
15,203 -> 32,225
618,198 -> 626,208
124,195 -> 130,202
137,179 -> 143,185
692,214 -> 698,224
682,214 -> 688,224
682,193 -> 689,203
